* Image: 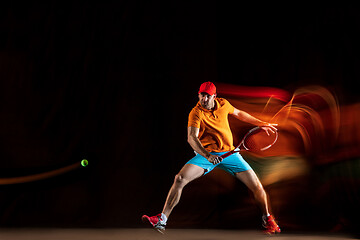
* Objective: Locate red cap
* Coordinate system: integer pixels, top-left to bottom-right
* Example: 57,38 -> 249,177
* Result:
198,82 -> 216,95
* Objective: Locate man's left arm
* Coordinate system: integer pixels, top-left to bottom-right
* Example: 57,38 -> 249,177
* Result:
230,108 -> 278,133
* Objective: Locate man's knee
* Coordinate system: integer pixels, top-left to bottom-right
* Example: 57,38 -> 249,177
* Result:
253,182 -> 266,196
174,173 -> 187,187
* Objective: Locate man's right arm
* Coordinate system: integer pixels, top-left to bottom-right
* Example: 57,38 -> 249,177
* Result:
187,126 -> 222,165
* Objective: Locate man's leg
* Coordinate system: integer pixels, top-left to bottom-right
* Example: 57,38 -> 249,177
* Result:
235,169 -> 280,234
142,163 -> 205,233
162,163 -> 205,218
235,169 -> 269,215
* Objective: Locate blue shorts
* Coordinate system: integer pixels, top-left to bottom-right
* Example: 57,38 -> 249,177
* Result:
186,151 -> 252,176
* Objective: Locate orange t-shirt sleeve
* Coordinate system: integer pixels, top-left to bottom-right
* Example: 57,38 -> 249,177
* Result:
226,99 -> 235,114
188,108 -> 201,128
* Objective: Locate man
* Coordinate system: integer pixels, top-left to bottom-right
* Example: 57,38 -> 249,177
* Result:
142,82 -> 281,234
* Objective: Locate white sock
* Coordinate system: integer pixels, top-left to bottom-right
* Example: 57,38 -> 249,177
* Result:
160,213 -> 168,223
263,213 -> 271,220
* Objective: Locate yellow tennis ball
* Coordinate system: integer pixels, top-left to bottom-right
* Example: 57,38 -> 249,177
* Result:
81,159 -> 88,167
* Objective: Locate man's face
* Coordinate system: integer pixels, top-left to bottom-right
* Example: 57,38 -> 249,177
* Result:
198,92 -> 216,110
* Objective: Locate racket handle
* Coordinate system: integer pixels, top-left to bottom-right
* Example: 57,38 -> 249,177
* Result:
220,150 -> 234,159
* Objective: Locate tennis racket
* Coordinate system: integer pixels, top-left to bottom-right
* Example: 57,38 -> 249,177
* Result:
220,126 -> 278,159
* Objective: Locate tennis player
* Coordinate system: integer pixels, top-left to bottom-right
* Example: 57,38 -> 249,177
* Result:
142,82 -> 281,234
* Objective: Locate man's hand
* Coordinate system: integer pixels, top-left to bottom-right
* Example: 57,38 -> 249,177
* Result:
206,154 -> 223,165
261,123 -> 278,135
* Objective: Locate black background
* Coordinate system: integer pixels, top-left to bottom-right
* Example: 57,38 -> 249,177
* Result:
0,1 -> 359,233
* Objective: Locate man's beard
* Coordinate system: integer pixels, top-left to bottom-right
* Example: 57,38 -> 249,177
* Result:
201,101 -> 212,110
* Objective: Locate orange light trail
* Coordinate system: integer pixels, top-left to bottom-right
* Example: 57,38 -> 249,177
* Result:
0,162 -> 83,185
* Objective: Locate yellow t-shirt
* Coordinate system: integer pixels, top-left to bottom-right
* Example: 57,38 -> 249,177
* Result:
188,98 -> 235,152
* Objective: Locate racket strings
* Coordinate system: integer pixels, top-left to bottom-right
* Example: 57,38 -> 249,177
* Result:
243,129 -> 277,151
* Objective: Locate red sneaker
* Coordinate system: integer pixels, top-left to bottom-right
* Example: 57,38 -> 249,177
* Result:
142,214 -> 166,234
263,215 -> 281,234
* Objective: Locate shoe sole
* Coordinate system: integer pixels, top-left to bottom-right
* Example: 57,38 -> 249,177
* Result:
141,215 -> 165,234
264,228 -> 281,235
